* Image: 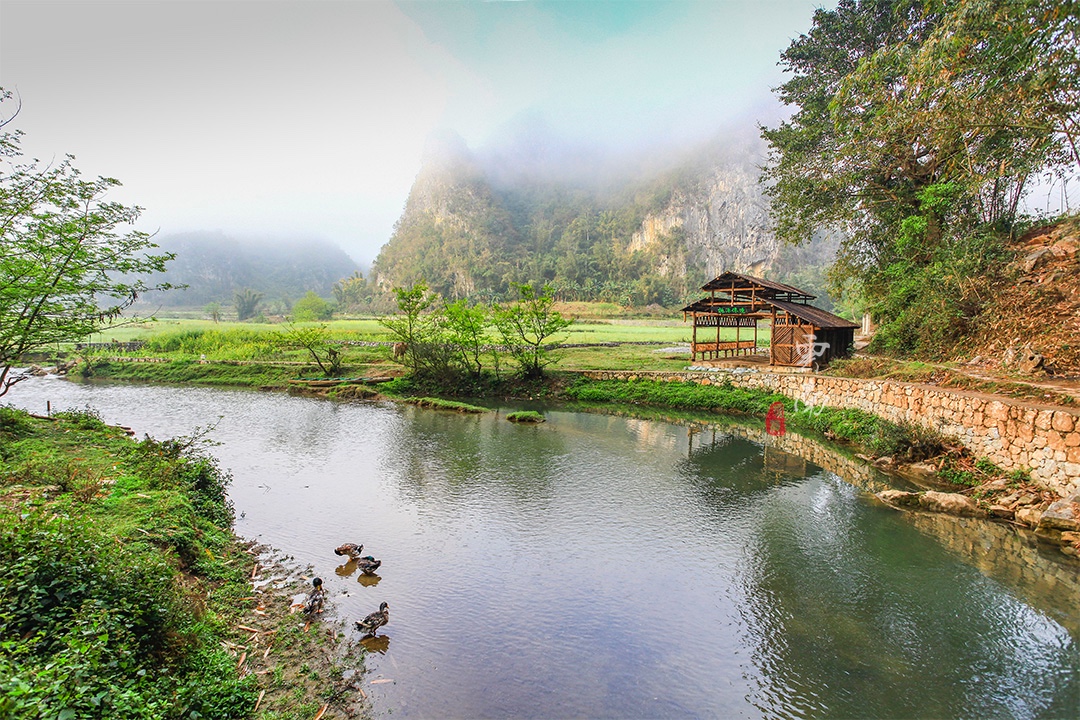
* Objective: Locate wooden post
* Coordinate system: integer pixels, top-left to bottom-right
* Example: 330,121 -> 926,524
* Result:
692,314 -> 698,361
770,308 -> 776,365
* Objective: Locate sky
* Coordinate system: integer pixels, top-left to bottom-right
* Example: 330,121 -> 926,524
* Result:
0,0 -> 832,265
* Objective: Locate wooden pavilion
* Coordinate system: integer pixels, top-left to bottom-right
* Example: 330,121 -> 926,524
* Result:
681,272 -> 858,368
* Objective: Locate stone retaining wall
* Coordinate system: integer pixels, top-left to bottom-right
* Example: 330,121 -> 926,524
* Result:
580,369 -> 1080,497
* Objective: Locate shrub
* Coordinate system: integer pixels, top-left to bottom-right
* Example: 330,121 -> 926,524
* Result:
291,291 -> 333,322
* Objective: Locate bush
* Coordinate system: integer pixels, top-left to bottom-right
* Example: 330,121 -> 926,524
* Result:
291,291 -> 333,322
0,418 -> 255,719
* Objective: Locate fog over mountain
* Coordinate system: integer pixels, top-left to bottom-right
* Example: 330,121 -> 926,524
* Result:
145,232 -> 360,310
1,1 -> 833,264
373,117 -> 840,308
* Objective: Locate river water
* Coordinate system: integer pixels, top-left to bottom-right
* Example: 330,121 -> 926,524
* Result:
8,378 -> 1079,719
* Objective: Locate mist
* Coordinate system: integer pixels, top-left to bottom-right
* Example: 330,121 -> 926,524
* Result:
0,0 -> 831,265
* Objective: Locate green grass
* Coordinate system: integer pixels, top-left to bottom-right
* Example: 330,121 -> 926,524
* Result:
81,359 -> 301,388
562,377 -> 943,459
0,406 -> 257,719
506,410 -> 545,423
404,397 -> 489,413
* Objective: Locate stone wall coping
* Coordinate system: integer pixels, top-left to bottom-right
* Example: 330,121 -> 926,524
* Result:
581,369 -> 1079,416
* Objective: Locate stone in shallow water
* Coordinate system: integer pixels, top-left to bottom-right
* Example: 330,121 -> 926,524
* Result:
875,490 -> 986,518
1036,496 -> 1080,536
1039,496 -> 1080,529
920,491 -> 986,518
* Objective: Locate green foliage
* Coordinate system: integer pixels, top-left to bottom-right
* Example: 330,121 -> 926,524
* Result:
233,287 -> 263,322
331,270 -> 375,312
0,409 -> 255,719
204,301 -> 222,323
379,283 -> 458,381
291,291 -> 333,322
443,299 -> 493,379
0,89 -> 175,397
939,459 -> 978,487
0,405 -> 34,439
566,377 -> 788,416
142,327 -> 279,360
405,397 -> 488,413
492,284 -> 572,379
52,405 -> 107,431
762,0 -> 1080,357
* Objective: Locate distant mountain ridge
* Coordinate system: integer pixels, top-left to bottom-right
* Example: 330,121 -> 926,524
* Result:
147,232 -> 360,308
372,125 -> 838,308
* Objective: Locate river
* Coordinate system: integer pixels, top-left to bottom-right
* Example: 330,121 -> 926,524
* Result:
8,377 -> 1079,719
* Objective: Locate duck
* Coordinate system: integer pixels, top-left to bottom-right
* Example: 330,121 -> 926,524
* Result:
356,554 -> 382,576
355,602 -> 389,637
303,577 -> 326,618
335,543 -> 364,561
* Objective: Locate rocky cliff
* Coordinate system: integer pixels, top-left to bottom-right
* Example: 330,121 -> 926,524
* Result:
373,129 -> 836,306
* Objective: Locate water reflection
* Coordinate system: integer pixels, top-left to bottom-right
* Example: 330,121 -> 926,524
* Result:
360,635 -> 390,655
357,574 -> 381,588
736,476 -> 1078,719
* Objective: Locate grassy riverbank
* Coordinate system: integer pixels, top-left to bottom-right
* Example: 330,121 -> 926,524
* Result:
561,376 -> 943,460
0,407 -> 365,719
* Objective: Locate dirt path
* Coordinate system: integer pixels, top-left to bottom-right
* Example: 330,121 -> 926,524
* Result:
853,353 -> 1080,405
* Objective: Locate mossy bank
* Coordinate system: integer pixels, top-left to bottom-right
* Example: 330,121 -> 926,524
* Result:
0,406 -> 367,719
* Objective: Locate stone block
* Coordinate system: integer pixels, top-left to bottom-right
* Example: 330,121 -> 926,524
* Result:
1065,432 -> 1080,448
1034,410 -> 1054,430
876,490 -> 921,508
1037,497 -> 1080,533
1052,412 -> 1075,433
1048,431 -> 1066,452
920,491 -> 987,518
987,401 -> 1010,422
1016,506 -> 1043,526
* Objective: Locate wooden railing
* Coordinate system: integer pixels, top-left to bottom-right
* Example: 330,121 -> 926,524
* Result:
691,340 -> 758,359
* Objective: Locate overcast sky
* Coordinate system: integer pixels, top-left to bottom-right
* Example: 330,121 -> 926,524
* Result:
0,0 -> 831,265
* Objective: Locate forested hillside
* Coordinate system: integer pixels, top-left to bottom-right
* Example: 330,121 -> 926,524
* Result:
761,0 -> 1078,359
145,232 -> 360,310
371,126 -> 840,310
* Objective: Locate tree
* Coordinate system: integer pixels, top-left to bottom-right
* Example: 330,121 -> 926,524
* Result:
233,287 -> 263,321
443,299 -> 491,379
0,90 -> 173,396
760,0 -> 944,256
291,291 -> 333,322
378,283 -> 456,380
332,270 -> 368,310
761,0 -> 1080,355
279,322 -> 342,377
492,284 -> 571,379
204,301 -> 222,323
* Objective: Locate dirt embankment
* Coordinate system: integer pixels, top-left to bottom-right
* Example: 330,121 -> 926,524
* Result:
968,218 -> 1080,375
